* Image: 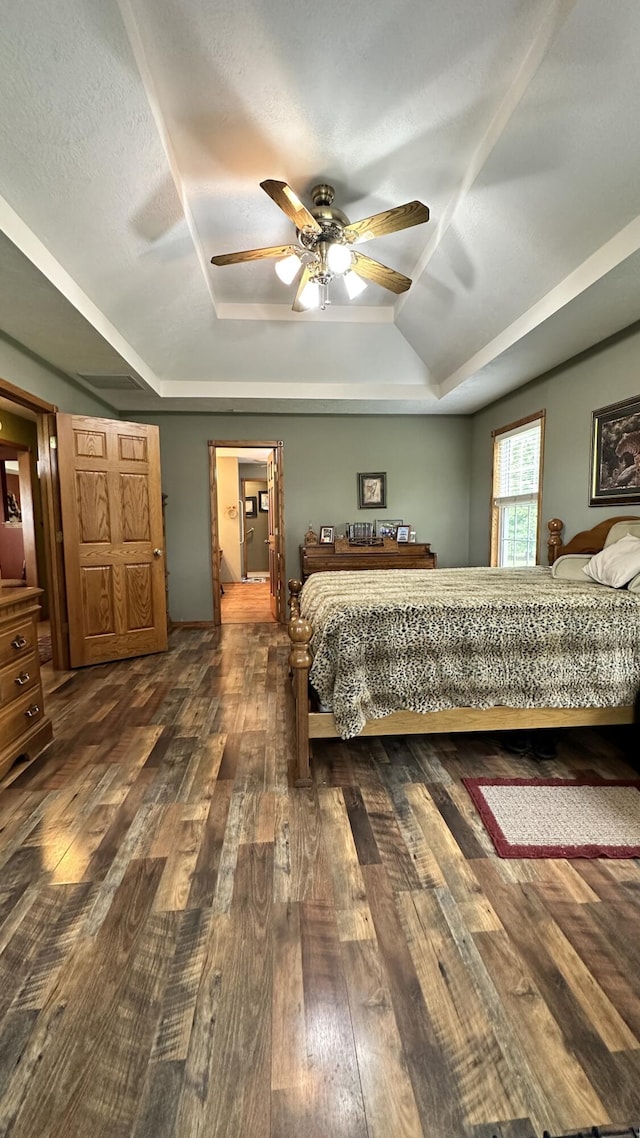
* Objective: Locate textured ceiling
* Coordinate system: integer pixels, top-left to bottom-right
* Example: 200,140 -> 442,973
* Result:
0,0 -> 639,415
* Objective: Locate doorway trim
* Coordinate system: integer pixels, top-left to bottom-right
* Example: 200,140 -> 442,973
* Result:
208,440 -> 286,626
0,378 -> 69,670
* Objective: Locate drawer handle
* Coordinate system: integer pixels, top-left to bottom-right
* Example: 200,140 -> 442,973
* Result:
12,635 -> 28,650
25,705 -> 40,719
14,672 -> 31,686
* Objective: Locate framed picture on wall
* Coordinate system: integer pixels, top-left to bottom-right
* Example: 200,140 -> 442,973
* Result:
590,394 -> 640,505
245,495 -> 257,517
259,490 -> 269,512
357,471 -> 386,509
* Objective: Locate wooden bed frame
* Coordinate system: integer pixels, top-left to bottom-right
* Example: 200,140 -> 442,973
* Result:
287,517 -> 640,785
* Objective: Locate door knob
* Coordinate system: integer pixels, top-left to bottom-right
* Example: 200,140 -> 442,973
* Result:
153,548 -> 163,557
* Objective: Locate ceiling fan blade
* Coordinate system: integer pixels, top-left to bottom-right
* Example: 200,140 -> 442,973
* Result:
211,244 -> 297,267
292,264 -> 314,312
344,201 -> 429,243
351,251 -> 412,294
260,180 -> 322,234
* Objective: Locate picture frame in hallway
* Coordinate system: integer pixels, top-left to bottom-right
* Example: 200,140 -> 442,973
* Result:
590,394 -> 640,505
259,490 -> 269,512
245,495 -> 257,517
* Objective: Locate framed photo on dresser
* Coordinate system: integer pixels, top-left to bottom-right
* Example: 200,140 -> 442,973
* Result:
376,519 -> 403,539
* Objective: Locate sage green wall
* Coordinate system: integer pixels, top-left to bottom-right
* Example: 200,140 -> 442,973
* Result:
469,323 -> 640,565
0,333 -> 112,416
132,413 -> 472,622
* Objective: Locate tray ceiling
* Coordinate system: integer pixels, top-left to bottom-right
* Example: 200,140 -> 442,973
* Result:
1,0 -> 639,414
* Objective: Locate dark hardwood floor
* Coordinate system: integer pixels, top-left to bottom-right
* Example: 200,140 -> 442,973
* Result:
0,624 -> 639,1137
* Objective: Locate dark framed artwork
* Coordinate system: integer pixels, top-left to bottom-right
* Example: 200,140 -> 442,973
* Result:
259,490 -> 269,513
319,526 -> 334,544
396,525 -> 410,543
590,394 -> 640,505
245,495 -> 257,517
357,471 -> 386,509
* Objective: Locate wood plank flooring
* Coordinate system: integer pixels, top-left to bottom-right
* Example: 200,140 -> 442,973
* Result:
0,624 -> 639,1137
221,582 -> 276,624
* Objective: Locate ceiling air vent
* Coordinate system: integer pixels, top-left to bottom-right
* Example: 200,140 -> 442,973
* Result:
77,373 -> 145,391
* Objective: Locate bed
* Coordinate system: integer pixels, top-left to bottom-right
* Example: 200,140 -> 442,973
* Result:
287,517 -> 640,785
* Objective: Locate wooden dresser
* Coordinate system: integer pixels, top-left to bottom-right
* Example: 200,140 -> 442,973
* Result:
300,538 -> 437,579
0,587 -> 53,781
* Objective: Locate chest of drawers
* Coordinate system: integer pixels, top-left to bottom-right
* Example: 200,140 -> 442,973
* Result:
300,538 -> 437,579
0,588 -> 53,781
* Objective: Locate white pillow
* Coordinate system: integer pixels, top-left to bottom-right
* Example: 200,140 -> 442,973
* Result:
627,571 -> 640,594
583,532 -> 640,587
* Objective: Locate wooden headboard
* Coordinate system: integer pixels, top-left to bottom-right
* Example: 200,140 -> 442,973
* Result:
547,516 -> 640,565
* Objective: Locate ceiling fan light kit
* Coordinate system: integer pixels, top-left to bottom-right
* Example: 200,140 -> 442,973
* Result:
344,271 -> 367,299
274,252 -> 303,284
211,180 -> 429,312
298,278 -> 321,310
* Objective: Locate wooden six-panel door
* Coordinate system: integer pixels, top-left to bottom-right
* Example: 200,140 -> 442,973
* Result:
57,414 -> 168,667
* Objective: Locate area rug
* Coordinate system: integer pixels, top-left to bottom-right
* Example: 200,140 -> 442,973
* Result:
462,777 -> 640,858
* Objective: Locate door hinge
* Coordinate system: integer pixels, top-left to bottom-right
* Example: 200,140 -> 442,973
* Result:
56,530 -> 63,543
50,436 -> 58,449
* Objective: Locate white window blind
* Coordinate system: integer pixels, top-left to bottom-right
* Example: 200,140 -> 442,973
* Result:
492,418 -> 543,567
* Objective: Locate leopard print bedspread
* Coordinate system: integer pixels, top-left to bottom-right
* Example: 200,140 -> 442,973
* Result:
300,567 -> 640,739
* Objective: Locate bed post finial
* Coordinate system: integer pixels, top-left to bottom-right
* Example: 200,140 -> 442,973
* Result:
289,578 -> 303,618
547,518 -> 564,565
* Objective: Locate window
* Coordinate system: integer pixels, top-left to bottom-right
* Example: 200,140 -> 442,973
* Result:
491,412 -> 544,567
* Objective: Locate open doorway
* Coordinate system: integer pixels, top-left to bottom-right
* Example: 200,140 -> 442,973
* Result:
240,474 -> 269,582
208,441 -> 286,626
1,379 -> 168,673
0,390 -> 54,666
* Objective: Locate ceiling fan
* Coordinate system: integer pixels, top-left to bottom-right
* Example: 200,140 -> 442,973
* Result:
210,180 -> 429,312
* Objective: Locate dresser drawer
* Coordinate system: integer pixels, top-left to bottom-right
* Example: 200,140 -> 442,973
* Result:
0,652 -> 39,708
0,619 -> 36,667
0,687 -> 45,750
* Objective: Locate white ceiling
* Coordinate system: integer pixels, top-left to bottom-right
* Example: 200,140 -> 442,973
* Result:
1,0 -> 639,416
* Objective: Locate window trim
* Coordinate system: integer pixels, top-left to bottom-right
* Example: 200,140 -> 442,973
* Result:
490,410 -> 545,567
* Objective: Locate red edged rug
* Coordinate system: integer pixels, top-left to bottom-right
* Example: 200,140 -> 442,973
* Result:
461,777 -> 640,858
